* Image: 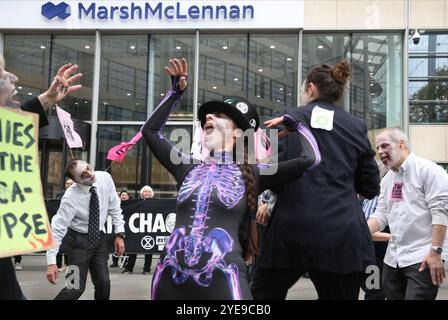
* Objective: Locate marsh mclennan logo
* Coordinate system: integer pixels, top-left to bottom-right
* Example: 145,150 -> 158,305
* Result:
41,2 -> 71,20
39,2 -> 255,22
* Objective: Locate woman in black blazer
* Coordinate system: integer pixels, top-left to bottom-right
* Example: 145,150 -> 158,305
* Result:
252,61 -> 380,300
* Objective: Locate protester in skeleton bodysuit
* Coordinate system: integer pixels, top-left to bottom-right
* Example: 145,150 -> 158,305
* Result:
142,58 -> 321,300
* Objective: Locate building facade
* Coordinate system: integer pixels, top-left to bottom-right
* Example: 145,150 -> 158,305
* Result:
1,0 -> 447,198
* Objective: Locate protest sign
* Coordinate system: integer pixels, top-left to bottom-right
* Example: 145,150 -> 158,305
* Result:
0,107 -> 55,258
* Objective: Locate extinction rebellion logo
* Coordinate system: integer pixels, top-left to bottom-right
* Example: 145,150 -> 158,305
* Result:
41,2 -> 71,20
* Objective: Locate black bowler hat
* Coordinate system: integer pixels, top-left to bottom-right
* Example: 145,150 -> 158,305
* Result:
198,96 -> 260,131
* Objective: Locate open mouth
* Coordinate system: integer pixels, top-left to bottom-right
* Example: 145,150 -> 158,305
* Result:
10,88 -> 20,105
381,155 -> 390,163
204,122 -> 214,134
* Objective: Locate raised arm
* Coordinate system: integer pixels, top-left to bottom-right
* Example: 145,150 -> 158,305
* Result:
141,58 -> 192,183
21,63 -> 82,128
258,114 -> 321,191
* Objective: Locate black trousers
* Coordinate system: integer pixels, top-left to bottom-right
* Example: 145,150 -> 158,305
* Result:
382,263 -> 438,300
361,257 -> 385,300
54,229 -> 110,300
251,266 -> 362,300
56,253 -> 69,268
125,254 -> 152,272
0,258 -> 25,300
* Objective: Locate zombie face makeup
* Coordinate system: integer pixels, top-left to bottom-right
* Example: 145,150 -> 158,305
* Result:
0,57 -> 20,108
72,161 -> 96,186
203,112 -> 238,152
375,133 -> 406,170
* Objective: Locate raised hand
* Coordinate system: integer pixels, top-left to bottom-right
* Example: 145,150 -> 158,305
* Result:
256,202 -> 270,226
165,58 -> 188,91
39,63 -> 83,110
264,116 -> 291,139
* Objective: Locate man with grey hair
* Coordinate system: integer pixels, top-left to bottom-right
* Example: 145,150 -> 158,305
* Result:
0,54 -> 82,299
368,127 -> 448,300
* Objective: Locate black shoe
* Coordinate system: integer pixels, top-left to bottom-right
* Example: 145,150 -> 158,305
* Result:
142,270 -> 150,274
121,269 -> 133,274
110,263 -> 118,268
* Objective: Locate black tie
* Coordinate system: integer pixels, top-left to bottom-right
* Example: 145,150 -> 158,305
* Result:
88,186 -> 101,247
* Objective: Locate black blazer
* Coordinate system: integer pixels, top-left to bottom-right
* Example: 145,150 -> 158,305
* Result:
258,101 -> 380,274
21,98 -> 50,128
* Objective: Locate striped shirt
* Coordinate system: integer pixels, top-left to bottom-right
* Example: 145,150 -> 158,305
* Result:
362,196 -> 379,220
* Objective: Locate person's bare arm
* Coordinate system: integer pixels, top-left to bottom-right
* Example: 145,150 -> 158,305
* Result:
372,231 -> 391,242
419,225 -> 447,285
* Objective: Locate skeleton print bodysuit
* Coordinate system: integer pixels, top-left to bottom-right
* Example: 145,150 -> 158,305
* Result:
142,85 -> 321,300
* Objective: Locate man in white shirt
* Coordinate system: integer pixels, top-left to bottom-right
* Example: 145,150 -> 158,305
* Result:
368,128 -> 448,300
46,160 -> 125,300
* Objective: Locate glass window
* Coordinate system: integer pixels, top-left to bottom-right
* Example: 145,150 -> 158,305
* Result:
438,163 -> 448,173
44,146 -> 88,198
96,124 -> 192,199
198,34 -> 248,110
99,35 -> 148,121
4,34 -> 93,198
303,33 -> 403,131
248,35 -> 298,117
302,35 -> 349,79
409,33 -> 448,124
150,125 -> 193,198
148,35 -> 196,121
4,35 -> 51,103
198,34 -> 298,120
50,35 -> 95,121
96,125 -> 143,197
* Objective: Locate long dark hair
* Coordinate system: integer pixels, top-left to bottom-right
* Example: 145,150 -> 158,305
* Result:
237,142 -> 259,261
305,60 -> 352,104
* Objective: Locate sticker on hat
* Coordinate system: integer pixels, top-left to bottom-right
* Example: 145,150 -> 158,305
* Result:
236,102 -> 248,114
249,119 -> 256,128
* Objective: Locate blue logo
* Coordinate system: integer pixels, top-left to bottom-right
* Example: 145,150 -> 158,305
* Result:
41,2 -> 71,20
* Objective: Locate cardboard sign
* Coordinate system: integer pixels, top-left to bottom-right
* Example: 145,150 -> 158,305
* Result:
0,107 -> 55,258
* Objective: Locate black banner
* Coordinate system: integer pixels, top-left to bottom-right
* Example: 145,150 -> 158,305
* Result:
45,198 -> 176,254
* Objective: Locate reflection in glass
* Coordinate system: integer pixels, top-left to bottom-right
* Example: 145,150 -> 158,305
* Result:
148,35 -> 195,121
50,35 -> 95,120
409,33 -> 448,123
45,147 -> 88,198
303,33 -> 403,130
47,150 -> 63,198
150,125 -> 193,198
409,102 -> 448,123
96,125 -> 143,196
248,35 -> 298,117
199,34 -> 298,119
95,124 -> 192,198
5,35 -> 93,198
302,35 -> 349,79
99,35 -> 148,121
199,35 -> 247,107
4,35 -> 51,104
438,163 -> 448,173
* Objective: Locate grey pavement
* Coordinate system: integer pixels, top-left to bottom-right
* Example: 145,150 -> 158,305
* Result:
13,254 -> 448,300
